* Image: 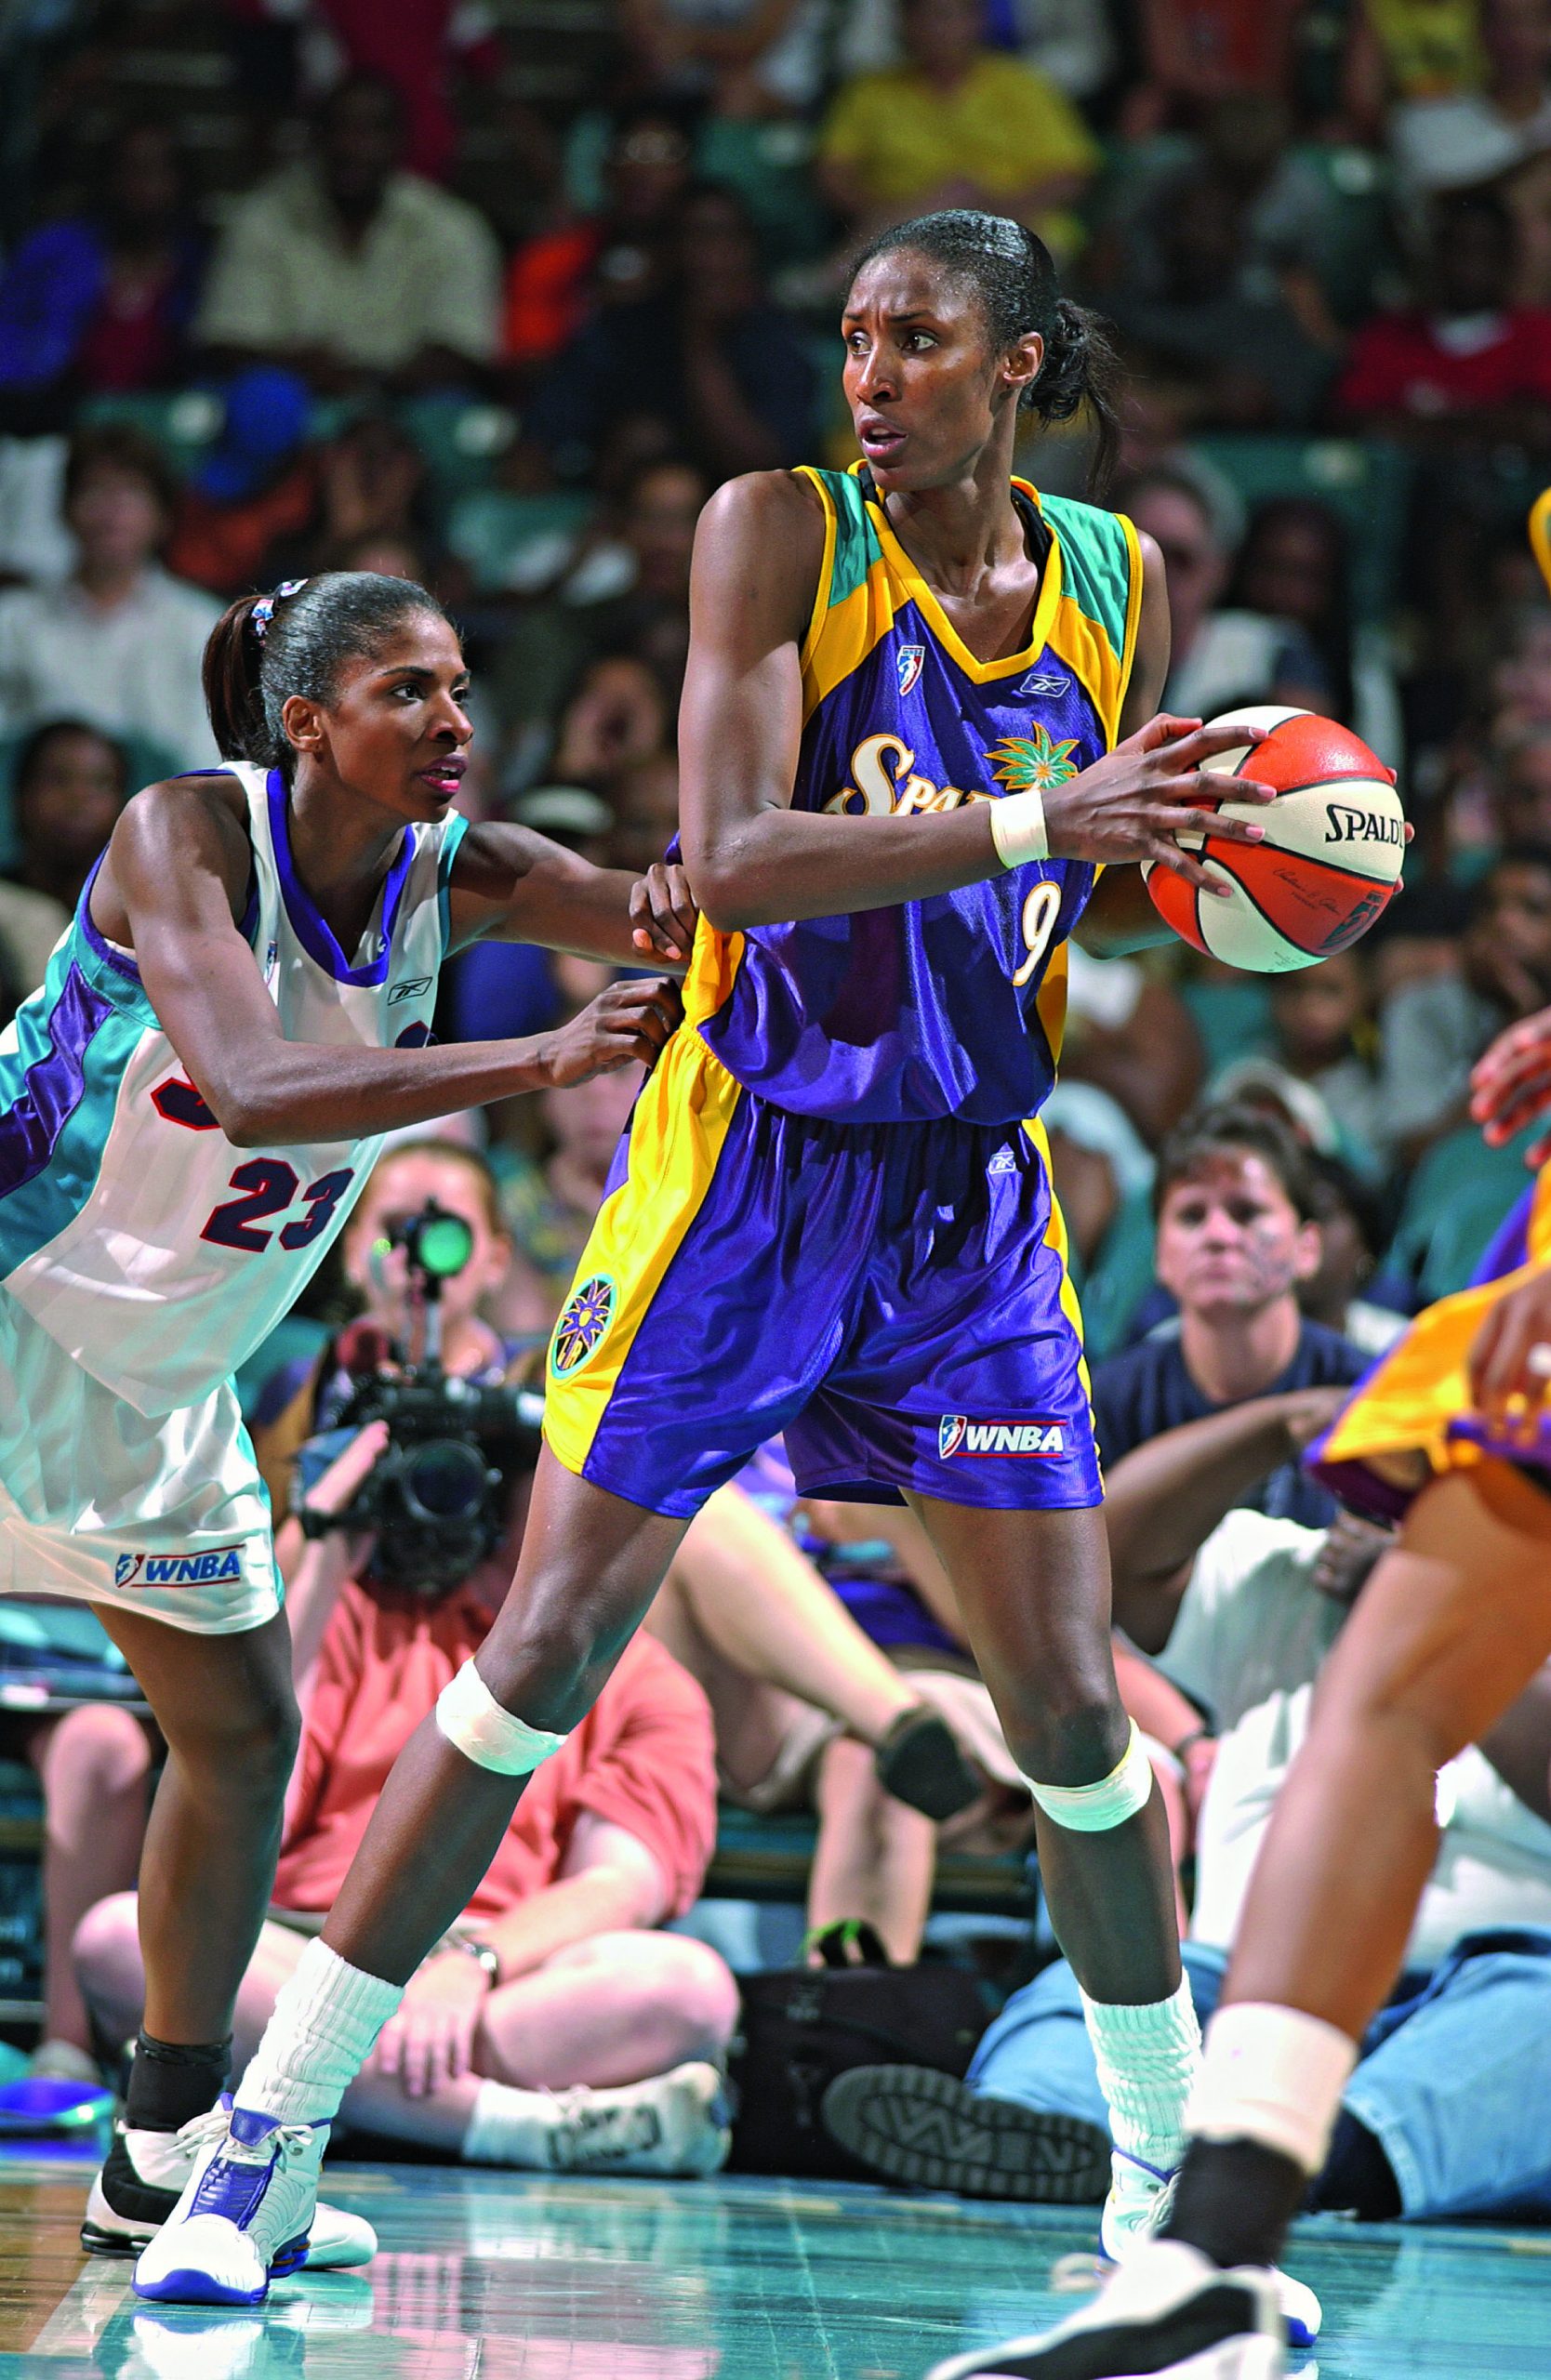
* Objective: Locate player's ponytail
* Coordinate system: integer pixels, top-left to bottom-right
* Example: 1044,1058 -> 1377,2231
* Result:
850,210 -> 1122,495
200,572 -> 454,775
202,592 -> 270,763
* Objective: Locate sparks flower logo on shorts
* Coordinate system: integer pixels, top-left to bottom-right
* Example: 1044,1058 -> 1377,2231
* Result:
550,1275 -> 616,1378
987,725 -> 1080,794
938,1415 -> 1067,1458
896,643 -> 926,697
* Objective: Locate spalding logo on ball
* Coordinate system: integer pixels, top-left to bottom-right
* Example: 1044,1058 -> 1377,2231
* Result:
1144,706 -> 1404,972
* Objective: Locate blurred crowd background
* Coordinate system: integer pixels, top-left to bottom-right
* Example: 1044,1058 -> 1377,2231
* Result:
7,0 -> 1551,1347
7,2 -> 1551,2181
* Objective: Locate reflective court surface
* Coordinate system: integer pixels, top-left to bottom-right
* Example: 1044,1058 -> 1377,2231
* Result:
0,2144 -> 1548,2379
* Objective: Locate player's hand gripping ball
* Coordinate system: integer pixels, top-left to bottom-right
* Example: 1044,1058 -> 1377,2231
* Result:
1144,706 -> 1404,972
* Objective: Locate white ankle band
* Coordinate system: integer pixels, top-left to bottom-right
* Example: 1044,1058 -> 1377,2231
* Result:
988,786 -> 1050,868
435,1659 -> 569,1777
1027,1720 -> 1153,1832
1188,2001 -> 1358,2176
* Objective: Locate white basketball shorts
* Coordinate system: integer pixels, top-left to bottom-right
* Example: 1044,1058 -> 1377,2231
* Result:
0,1293 -> 281,1635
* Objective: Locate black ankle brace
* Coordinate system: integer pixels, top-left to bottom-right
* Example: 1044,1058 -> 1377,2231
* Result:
124,2032 -> 232,2134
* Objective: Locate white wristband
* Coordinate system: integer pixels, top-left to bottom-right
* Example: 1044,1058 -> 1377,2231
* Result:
988,787 -> 1049,869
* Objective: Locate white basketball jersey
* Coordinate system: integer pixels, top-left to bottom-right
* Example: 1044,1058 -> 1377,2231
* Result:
0,762 -> 465,1417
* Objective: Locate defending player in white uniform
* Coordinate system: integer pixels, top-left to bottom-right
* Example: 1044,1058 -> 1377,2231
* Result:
0,570 -> 690,2270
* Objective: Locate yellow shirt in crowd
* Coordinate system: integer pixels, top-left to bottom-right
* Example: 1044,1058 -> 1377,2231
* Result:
820,52 -> 1100,260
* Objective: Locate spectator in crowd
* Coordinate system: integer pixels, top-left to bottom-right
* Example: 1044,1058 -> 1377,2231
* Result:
1229,498 -> 1356,725
1340,0 -> 1486,146
0,720 -> 129,1001
825,1396 -> 1551,2234
1492,721 -> 1551,842
1058,945 -> 1205,1151
0,425 -> 219,773
1099,126 -> 1341,430
1256,949 -> 1388,1180
0,119 -> 206,433
1300,1153 -> 1410,1358
1389,0 -> 1551,220
164,366 -> 316,600
816,0 -> 1100,264
194,73 -> 501,390
527,184 -> 815,482
1092,1104 -> 1368,1527
489,456 -> 708,781
1376,842 -> 1551,1159
310,0 -> 506,183
1121,0 -> 1306,136
493,1057 -> 645,1339
503,106 -> 696,377
1118,469 -> 1331,719
1336,190 -> 1551,440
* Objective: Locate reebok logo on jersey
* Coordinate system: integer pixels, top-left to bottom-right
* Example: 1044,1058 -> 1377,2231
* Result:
896,643 -> 925,697
390,975 -> 433,1005
938,1415 -> 1067,1459
1015,670 -> 1070,698
114,1545 -> 245,1588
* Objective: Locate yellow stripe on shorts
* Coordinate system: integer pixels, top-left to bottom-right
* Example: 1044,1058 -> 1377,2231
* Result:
543,1027 -> 744,1481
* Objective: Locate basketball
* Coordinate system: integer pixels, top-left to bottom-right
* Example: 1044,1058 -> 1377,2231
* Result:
1144,706 -> 1405,972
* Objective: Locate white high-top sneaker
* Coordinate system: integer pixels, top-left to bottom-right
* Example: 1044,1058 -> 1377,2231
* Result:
1100,2150 -> 1320,2352
131,2103 -> 332,2306
85,2103 -> 373,2272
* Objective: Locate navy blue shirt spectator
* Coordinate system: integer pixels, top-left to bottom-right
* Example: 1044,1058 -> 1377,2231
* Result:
1094,1102 -> 1370,1527
1094,1316 -> 1368,1528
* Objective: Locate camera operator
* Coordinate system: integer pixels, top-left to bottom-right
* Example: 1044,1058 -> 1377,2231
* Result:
75,1138 -> 741,2177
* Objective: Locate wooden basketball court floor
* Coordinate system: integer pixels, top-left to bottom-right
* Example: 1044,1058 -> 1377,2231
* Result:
0,2139 -> 1547,2378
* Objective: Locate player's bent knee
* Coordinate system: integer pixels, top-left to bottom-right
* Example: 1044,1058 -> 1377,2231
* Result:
1025,1718 -> 1153,1833
435,1659 -> 571,1777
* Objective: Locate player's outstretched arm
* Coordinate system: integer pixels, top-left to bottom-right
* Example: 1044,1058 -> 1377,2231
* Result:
105,783 -> 681,1144
445,824 -> 698,966
1470,1003 -> 1551,1161
680,481 -> 1278,931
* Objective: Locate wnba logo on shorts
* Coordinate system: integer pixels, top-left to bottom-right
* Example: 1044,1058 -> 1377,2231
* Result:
938,1415 -> 1067,1459
550,1275 -> 616,1379
114,1545 -> 244,1587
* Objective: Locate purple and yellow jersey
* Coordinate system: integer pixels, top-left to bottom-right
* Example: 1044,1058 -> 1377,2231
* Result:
1310,1163 -> 1551,1521
680,463 -> 1143,1126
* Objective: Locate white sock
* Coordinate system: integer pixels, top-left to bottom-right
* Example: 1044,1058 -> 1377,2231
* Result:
461,2077 -> 565,2167
1081,1976 -> 1202,2176
237,1938 -> 403,2126
1188,2001 -> 1358,2176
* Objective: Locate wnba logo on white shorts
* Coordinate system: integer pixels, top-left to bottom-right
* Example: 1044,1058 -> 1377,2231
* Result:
938,1416 -> 1067,1459
114,1545 -> 245,1588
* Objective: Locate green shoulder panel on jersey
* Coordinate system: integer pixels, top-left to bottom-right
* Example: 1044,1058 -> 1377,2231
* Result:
1035,488 -> 1144,747
0,923 -> 155,1277
792,466 -> 898,721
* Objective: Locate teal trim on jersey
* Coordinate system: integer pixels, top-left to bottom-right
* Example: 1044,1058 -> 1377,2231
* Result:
437,812 -> 471,950
0,923 -> 152,1277
819,469 -> 884,610
1038,493 -> 1133,657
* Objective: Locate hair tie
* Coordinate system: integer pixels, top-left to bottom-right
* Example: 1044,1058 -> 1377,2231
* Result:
250,577 -> 310,642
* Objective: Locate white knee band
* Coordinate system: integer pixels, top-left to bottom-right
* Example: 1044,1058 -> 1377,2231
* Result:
434,1660 -> 569,1777
1187,2002 -> 1358,2176
1026,1719 -> 1154,1832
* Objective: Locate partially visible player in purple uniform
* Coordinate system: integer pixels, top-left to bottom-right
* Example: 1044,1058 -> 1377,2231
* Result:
140,212 -> 1288,2316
